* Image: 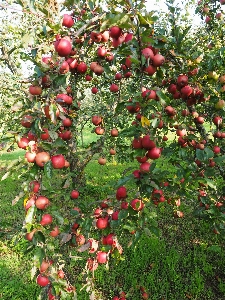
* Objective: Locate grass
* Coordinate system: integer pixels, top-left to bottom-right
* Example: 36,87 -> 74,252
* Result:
1,148 -> 225,299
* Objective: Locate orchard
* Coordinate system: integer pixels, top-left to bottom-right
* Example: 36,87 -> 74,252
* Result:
1,0 -> 225,299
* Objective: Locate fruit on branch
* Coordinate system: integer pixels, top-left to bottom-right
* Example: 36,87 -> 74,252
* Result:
111,128 -> 119,137
132,137 -> 143,149
58,270 -> 65,279
109,26 -> 122,39
97,46 -> 107,58
215,100 -> 225,109
130,199 -> 144,211
152,54 -> 165,67
25,229 -> 36,241
109,148 -> 116,155
62,118 -> 72,127
98,157 -> 107,165
21,115 -> 33,128
147,147 -> 161,160
35,152 -> 50,167
62,14 -> 74,28
40,260 -> 50,273
77,62 -> 87,74
213,116 -> 222,126
55,38 -> 72,57
110,84 -> 119,93
18,136 -> 29,149
91,87 -> 98,94
96,251 -> 108,263
40,214 -> 53,226
29,85 -> 42,95
144,65 -> 157,76
35,196 -> 50,209
96,217 -> 108,229
92,115 -> 102,125
115,72 -> 122,80
40,128 -> 50,140
116,186 -> 127,200
213,146 -> 220,154
140,162 -> 151,173
56,93 -> 73,105
50,226 -> 60,237
36,274 -> 50,287
29,180 -> 40,193
142,48 -> 154,59
141,135 -> 156,149
165,106 -> 176,116
70,190 -> 79,199
51,154 -> 66,169
76,234 -> 86,246
177,74 -> 188,87
95,126 -> 105,135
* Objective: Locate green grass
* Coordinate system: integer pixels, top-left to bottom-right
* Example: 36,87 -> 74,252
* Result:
1,149 -> 225,300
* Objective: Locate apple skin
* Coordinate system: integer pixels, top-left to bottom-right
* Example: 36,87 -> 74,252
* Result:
96,251 -> 108,263
96,217 -> 108,229
51,154 -> 65,169
35,196 -> 50,210
49,226 -> 60,237
35,152 -> 50,167
111,128 -> 119,137
55,38 -> 72,57
40,260 -> 50,273
36,274 -> 50,287
142,48 -> 154,59
77,62 -> 87,74
18,137 -> 30,149
98,157 -> 106,165
130,199 -> 144,211
62,14 -> 74,28
70,190 -> 79,199
29,85 -> 42,95
92,115 -> 102,126
109,26 -> 122,39
40,214 -> 53,226
152,54 -> 165,67
29,180 -> 40,193
116,186 -> 127,200
21,115 -> 33,128
110,84 -> 119,93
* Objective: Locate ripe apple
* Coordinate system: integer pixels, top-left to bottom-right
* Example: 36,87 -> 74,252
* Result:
58,270 -> 65,279
144,65 -> 157,76
62,14 -> 74,28
109,148 -> 116,155
132,137 -> 143,149
29,85 -> 42,95
215,100 -> 225,109
141,135 -> 156,149
51,154 -> 65,169
29,180 -> 40,193
95,126 -> 105,135
25,229 -> 36,241
94,64 -> 104,75
112,210 -> 119,220
115,72 -> 122,80
59,61 -> 69,74
40,214 -> 53,226
55,38 -> 72,57
109,26 -> 122,39
50,226 -> 60,237
116,186 -> 127,200
97,46 -> 107,57
40,128 -> 50,140
177,74 -> 188,87
140,162 -> 151,173
91,87 -> 98,94
130,199 -> 144,211
35,152 -> 50,167
92,115 -> 102,125
111,128 -> 119,137
98,157 -> 106,165
36,274 -> 50,287
70,190 -> 79,199
142,48 -> 154,59
213,146 -> 220,154
77,62 -> 87,74
96,217 -> 108,229
96,251 -> 108,263
18,136 -> 29,149
21,115 -> 33,128
110,84 -> 119,92
152,54 -> 165,67
76,234 -> 85,246
63,118 -> 72,127
56,93 -> 73,105
35,196 -> 50,209
147,147 -> 161,160
40,260 -> 50,273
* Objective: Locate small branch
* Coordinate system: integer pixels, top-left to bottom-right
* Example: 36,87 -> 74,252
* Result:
73,13 -> 106,38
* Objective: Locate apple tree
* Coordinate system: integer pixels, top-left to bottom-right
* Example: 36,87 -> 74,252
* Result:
2,0 -> 225,298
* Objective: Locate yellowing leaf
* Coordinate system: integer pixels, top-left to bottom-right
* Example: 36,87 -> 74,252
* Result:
141,116 -> 150,127
24,197 -> 29,208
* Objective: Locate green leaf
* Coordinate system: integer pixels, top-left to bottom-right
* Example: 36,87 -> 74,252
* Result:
44,160 -> 53,179
149,226 -> 160,237
118,209 -> 129,220
207,245 -> 222,252
25,206 -> 36,224
33,247 -> 45,265
123,224 -> 136,232
156,90 -> 170,106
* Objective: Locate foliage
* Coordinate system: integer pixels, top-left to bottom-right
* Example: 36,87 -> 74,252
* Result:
1,0 -> 225,298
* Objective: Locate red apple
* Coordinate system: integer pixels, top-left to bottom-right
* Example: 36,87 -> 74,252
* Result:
96,251 -> 108,264
70,190 -> 79,199
29,85 -> 42,95
109,26 -> 122,39
110,84 -> 119,92
96,217 -> 108,229
98,157 -> 106,165
35,152 -> 50,167
111,128 -> 119,137
40,214 -> 53,226
55,38 -> 72,57
62,14 -> 74,28
116,186 -> 127,200
35,196 -> 50,210
92,115 -> 102,126
130,199 -> 144,211
51,154 -> 65,169
36,274 -> 50,287
50,226 -> 60,237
